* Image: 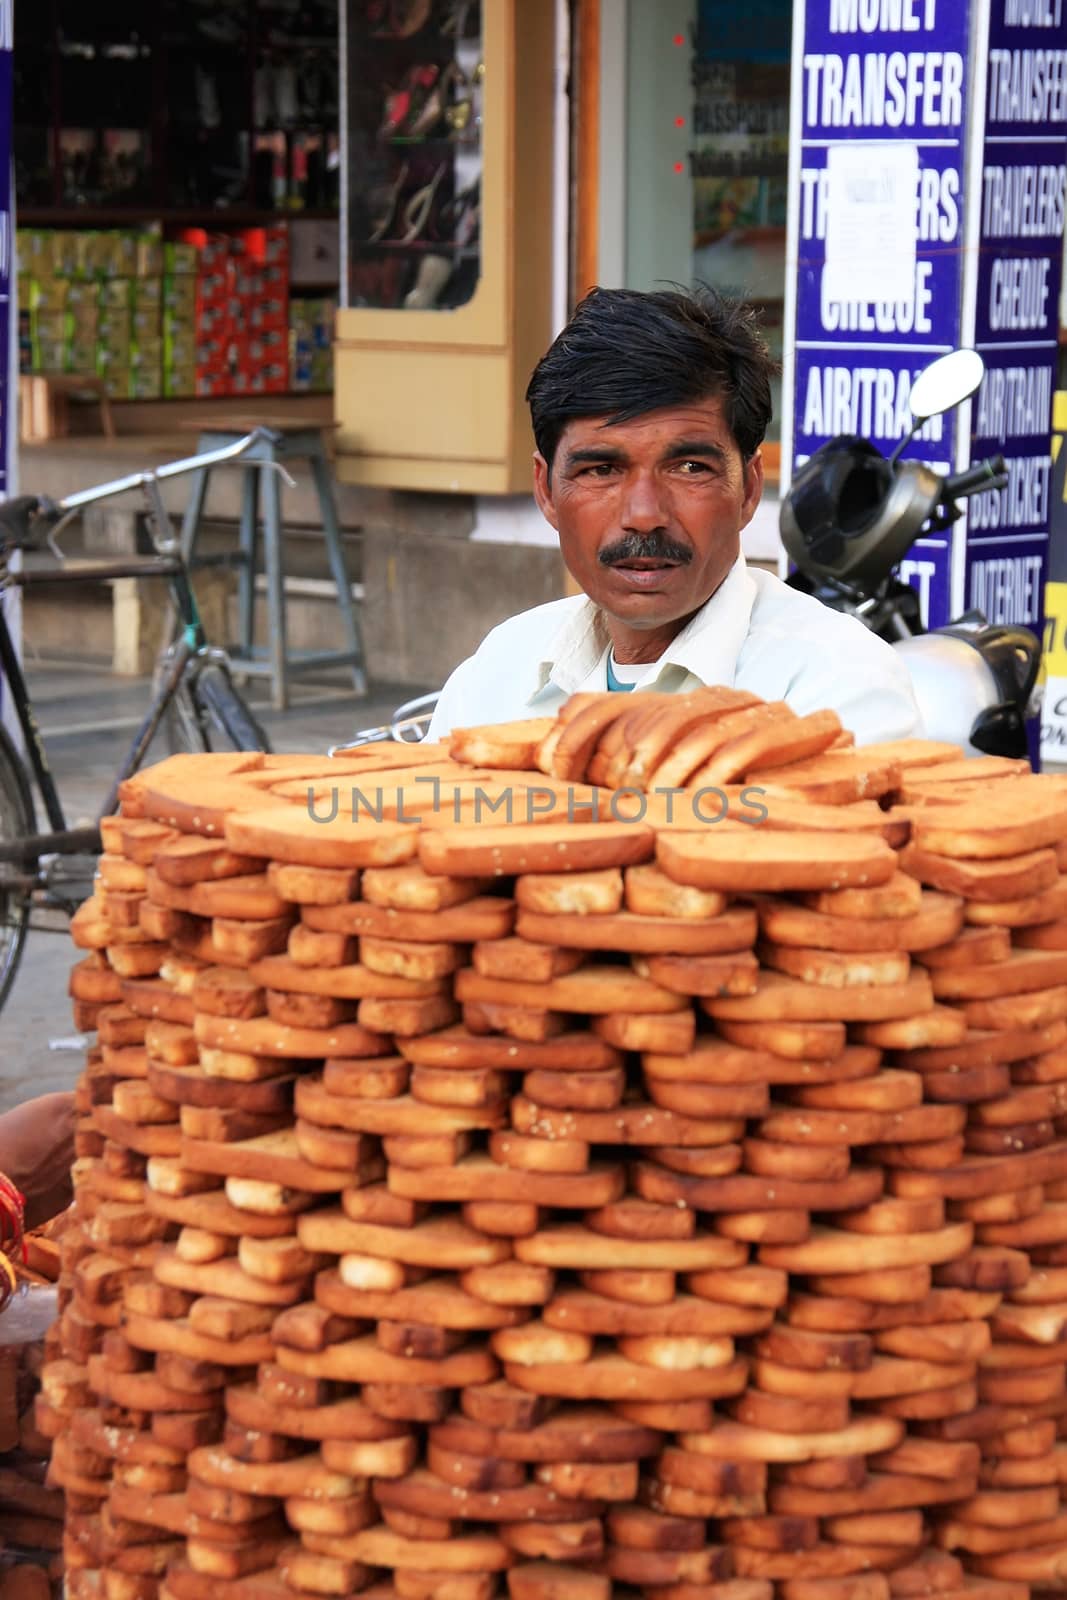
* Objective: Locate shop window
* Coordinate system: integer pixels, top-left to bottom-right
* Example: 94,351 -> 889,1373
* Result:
625,0 -> 791,451
345,0 -> 483,312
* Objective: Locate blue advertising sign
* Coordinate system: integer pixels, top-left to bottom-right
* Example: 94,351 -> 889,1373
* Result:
965,0 -> 1066,642
784,0 -> 973,627
786,0 -> 1067,645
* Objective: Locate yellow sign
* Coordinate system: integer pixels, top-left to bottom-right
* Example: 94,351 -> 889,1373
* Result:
1040,392 -> 1067,763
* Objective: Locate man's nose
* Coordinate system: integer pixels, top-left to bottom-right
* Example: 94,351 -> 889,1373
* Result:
620,471 -> 669,532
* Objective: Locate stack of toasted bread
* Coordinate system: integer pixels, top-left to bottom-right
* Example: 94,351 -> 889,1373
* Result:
38,697 -> 1067,1600
0,1305 -> 64,1599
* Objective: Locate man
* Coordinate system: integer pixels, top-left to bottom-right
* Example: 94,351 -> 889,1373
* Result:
427,287 -> 921,744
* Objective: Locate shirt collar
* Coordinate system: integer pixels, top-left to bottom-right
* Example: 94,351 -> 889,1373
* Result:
526,554 -> 758,702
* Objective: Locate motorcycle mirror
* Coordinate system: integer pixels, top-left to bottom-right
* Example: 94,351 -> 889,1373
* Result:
909,349 -> 985,421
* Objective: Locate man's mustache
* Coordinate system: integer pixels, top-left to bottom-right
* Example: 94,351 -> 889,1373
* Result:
598,531 -> 694,566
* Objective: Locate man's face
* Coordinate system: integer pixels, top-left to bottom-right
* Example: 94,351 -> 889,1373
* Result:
532,396 -> 763,632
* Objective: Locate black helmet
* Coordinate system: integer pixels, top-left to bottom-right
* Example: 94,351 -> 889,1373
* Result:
780,435 -> 942,590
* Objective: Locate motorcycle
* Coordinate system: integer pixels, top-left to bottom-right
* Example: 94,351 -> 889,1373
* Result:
779,348 -> 1043,761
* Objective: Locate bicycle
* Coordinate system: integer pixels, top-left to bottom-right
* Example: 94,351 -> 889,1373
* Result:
0,428 -> 276,1012
328,690 -> 440,754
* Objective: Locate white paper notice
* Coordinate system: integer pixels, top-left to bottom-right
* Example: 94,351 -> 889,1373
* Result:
823,143 -> 920,305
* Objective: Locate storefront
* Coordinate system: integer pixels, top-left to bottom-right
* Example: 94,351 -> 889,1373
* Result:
333,0 -> 561,494
14,1 -> 342,411
10,0 -> 1067,685
586,0 -> 1067,591
8,1 -> 571,690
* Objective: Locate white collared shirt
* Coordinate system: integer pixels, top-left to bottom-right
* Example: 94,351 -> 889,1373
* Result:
426,556 -> 923,745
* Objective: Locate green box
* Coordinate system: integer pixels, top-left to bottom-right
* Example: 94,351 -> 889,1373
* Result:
99,277 -> 133,311
33,310 -> 69,342
33,336 -> 67,372
66,344 -> 98,376
96,354 -> 132,397
133,276 -> 162,308
129,364 -> 163,398
163,306 -> 195,337
132,306 -> 161,339
165,332 -> 197,363
16,232 -> 55,279
164,276 -> 198,315
33,278 -> 69,313
163,367 -> 196,398
116,233 -> 139,276
136,234 -> 163,278
133,339 -> 164,367
98,314 -> 132,343
101,373 -> 132,399
67,233 -> 101,280
51,232 -> 82,278
98,334 -> 133,364
66,280 -> 99,314
163,242 -> 199,276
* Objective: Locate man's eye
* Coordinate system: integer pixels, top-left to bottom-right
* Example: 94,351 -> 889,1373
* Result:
581,463 -> 617,477
676,459 -> 711,474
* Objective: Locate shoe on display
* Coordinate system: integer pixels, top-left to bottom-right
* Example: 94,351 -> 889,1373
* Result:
372,0 -> 432,39
368,160 -> 410,240
440,177 -> 480,246
403,252 -> 453,309
275,64 -> 299,126
197,13 -> 244,45
379,63 -> 438,139
254,64 -> 273,127
196,64 -> 222,130
405,61 -> 461,138
440,0 -> 479,38
398,160 -> 447,242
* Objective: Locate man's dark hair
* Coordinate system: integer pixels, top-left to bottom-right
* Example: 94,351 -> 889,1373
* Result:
526,285 -> 776,472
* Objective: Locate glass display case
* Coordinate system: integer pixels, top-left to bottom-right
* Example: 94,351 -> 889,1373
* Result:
14,0 -> 341,221
346,0 -> 483,313
335,0 -> 556,495
624,0 -> 790,459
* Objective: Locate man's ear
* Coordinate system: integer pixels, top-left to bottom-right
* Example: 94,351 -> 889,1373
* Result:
532,452 -> 560,532
738,448 -> 764,532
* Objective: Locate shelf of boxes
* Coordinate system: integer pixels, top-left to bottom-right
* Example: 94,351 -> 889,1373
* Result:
17,224 -> 338,401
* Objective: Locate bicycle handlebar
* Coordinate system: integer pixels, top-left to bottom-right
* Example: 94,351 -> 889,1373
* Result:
0,426 -> 282,555
53,426 -> 282,515
0,496 -> 57,549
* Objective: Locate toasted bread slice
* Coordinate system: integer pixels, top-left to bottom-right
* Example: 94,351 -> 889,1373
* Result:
899,844 -> 1058,902
658,829 -> 896,893
690,709 -> 843,788
449,719 -> 558,771
419,821 -> 654,878
617,688 -> 759,789
755,749 -> 901,805
908,789 -> 1067,859
648,703 -> 792,791
705,968 -> 934,1023
516,868 -> 623,915
225,808 -> 417,869
547,695 -> 650,782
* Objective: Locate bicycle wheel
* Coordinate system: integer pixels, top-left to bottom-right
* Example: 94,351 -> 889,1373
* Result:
154,647 -> 271,755
193,661 -> 272,753
0,725 -> 37,1015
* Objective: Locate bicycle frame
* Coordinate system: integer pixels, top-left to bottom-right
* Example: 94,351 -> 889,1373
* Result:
0,579 -> 72,840
0,428 -> 281,861
327,691 -> 440,756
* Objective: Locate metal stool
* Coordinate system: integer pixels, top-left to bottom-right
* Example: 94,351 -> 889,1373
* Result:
178,420 -> 367,711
